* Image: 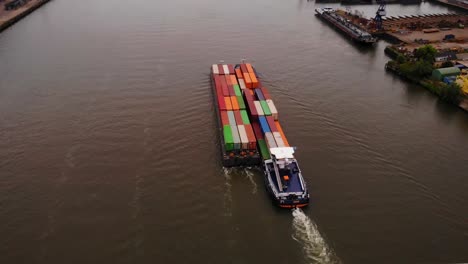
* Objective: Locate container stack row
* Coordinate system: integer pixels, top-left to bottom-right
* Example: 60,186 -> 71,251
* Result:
212,64 -> 257,153
236,64 -> 290,161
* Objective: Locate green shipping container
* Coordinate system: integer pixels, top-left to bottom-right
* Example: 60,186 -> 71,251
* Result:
258,139 -> 271,160
233,85 -> 242,97
240,110 -> 250,124
223,125 -> 234,151
260,100 -> 271,116
237,96 -> 246,110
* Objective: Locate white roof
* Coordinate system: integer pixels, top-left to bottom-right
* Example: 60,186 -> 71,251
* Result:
269,147 -> 295,159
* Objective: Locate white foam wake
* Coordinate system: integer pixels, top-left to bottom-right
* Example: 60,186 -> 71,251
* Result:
292,208 -> 340,264
243,168 -> 258,194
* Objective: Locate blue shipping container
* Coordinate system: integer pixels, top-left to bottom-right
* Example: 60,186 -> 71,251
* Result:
255,89 -> 265,101
259,116 -> 270,134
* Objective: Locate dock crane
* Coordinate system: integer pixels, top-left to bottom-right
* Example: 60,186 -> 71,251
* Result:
375,0 -> 386,30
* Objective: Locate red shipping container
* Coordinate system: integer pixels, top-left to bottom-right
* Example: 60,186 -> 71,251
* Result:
247,100 -> 257,117
266,116 -> 278,132
228,64 -> 235,74
235,69 -> 243,79
261,87 -> 272,100
220,110 -> 229,125
244,90 -> 254,102
244,124 -> 257,149
228,85 -> 236,96
234,110 -> 243,125
240,64 -> 248,74
220,76 -> 229,96
218,64 -> 224,75
252,121 -> 264,139
218,94 -> 226,110
225,75 -> 231,86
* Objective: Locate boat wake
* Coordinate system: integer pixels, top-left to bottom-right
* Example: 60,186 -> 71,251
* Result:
292,208 -> 340,264
223,167 -> 233,217
243,168 -> 258,194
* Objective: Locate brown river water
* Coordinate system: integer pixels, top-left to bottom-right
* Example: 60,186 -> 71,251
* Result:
0,0 -> 467,263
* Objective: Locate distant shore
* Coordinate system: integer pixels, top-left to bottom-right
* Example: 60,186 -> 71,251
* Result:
0,0 -> 51,33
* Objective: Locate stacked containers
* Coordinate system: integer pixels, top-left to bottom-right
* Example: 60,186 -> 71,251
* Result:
213,64 -> 257,154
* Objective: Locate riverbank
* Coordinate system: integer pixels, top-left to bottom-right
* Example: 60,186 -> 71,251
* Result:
385,45 -> 468,112
0,0 -> 51,33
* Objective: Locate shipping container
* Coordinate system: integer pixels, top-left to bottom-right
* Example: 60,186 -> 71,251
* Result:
228,85 -> 236,97
238,79 -> 246,90
254,101 -> 265,116
266,99 -> 278,120
255,89 -> 265,101
230,125 -> 241,150
240,110 -> 250,124
244,124 -> 257,149
273,132 -> 285,147
234,110 -> 243,125
221,110 -> 229,125
227,111 -> 236,126
266,116 -> 278,132
230,75 -> 238,85
261,87 -> 272,100
257,139 -> 270,159
247,100 -> 258,118
223,125 -> 234,151
246,63 -> 255,73
265,132 -> 277,149
231,96 -> 240,110
237,95 -> 246,110
252,121 -> 264,139
234,85 -> 242,97
225,75 -> 231,86
235,68 -> 243,79
260,100 -> 271,116
218,64 -> 224,75
223,64 -> 229,75
228,64 -> 235,75
240,64 -> 248,74
259,116 -> 270,134
218,94 -> 227,110
237,125 -> 249,150
225,97 -> 233,110
212,64 -> 219,75
221,76 -> 229,96
275,121 -> 290,147
244,73 -> 253,88
250,73 -> 259,88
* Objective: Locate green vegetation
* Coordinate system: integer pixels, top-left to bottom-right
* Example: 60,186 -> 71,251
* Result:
386,44 -> 464,107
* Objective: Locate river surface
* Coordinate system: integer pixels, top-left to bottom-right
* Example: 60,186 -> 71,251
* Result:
1,0 -> 467,263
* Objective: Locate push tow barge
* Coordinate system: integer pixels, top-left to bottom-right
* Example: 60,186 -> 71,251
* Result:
211,63 -> 309,208
315,7 -> 377,45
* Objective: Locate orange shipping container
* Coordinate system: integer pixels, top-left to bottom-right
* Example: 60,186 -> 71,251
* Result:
225,75 -> 231,86
235,69 -> 243,79
275,121 -> 290,147
246,63 -> 254,73
243,73 -> 253,89
249,89 -> 254,95
225,97 -> 233,110
249,73 -> 259,88
230,75 -> 238,85
230,96 -> 240,110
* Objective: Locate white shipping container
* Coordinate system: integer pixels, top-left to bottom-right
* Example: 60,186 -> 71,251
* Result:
273,132 -> 285,147
238,79 -> 246,90
266,99 -> 279,120
230,125 -> 241,150
212,64 -> 219,74
237,125 -> 249,150
254,101 -> 264,116
265,132 -> 277,149
223,64 -> 229,75
227,111 -> 236,126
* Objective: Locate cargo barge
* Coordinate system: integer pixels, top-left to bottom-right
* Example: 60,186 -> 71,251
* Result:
315,7 -> 377,45
211,63 -> 309,208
